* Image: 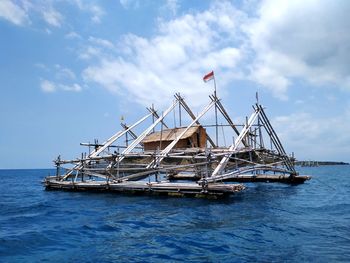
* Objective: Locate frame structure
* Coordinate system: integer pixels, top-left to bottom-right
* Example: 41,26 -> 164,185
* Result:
44,93 -> 310,198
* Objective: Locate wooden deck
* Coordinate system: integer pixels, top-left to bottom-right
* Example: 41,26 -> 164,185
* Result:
213,174 -> 311,184
44,178 -> 245,198
168,174 -> 311,184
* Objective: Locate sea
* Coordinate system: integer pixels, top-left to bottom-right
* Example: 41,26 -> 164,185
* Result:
1,166 -> 349,262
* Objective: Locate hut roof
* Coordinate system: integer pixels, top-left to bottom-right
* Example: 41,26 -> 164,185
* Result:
142,126 -> 201,143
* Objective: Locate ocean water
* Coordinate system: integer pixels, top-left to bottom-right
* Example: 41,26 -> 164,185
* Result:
0,166 -> 349,262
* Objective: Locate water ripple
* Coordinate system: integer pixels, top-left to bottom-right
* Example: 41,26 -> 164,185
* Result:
0,167 -> 350,262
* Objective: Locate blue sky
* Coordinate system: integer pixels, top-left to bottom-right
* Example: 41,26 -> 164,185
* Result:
1,0 -> 350,168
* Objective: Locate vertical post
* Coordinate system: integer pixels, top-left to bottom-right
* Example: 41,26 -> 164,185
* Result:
270,136 -> 273,151
249,127 -> 252,146
160,111 -> 163,150
204,142 -> 208,179
254,127 -> 257,148
80,153 -> 84,182
213,76 -> 219,147
55,155 -> 60,179
258,116 -> 263,148
116,147 -> 120,180
245,116 -> 249,147
152,103 -> 155,133
173,103 -> 176,128
221,123 -> 226,147
117,157 -> 120,180
235,152 -> 238,169
179,97 -> 182,127
155,148 -> 159,182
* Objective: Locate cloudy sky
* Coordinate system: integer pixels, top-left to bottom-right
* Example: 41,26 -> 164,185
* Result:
1,0 -> 350,168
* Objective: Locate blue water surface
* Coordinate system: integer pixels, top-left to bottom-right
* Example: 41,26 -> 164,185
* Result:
0,166 -> 349,262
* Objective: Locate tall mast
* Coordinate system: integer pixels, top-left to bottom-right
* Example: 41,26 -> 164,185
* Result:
213,74 -> 218,147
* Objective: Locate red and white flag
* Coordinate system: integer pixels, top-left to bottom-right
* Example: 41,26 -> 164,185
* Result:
203,70 -> 214,82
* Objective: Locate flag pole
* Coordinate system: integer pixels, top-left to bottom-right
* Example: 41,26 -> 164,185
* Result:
203,70 -> 218,148
213,73 -> 218,147
213,74 -> 217,96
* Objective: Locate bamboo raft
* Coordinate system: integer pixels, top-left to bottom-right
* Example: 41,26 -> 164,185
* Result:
168,173 -> 310,184
44,176 -> 245,198
44,92 -> 310,198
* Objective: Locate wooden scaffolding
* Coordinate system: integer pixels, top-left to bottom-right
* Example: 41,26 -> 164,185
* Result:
44,92 -> 310,198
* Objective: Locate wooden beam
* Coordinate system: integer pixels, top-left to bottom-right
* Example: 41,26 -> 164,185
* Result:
174,93 -> 216,148
211,108 -> 260,177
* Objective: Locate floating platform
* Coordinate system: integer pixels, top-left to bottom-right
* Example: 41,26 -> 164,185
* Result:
168,174 -> 311,184
44,177 -> 245,198
223,174 -> 311,184
45,93 -> 311,199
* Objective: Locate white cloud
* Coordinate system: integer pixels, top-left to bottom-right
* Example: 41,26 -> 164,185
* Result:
78,37 -> 114,61
273,111 -> 350,161
0,0 -> 105,28
79,46 -> 102,60
0,0 -> 29,26
88,36 -> 114,49
0,1 -> 66,28
160,0 -> 179,16
35,63 -> 49,71
72,1 -> 104,23
31,0 -> 350,105
55,65 -> 76,80
120,0 -> 140,9
37,64 -> 76,81
40,79 -> 56,93
90,5 -> 104,23
83,2 -> 245,108
245,0 -> 350,97
167,0 -> 179,15
42,8 -> 63,27
65,31 -> 81,39
40,79 -> 82,93
60,83 -> 82,92
250,66 -> 289,100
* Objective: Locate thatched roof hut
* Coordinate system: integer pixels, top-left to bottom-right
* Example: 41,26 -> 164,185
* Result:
142,125 -> 207,151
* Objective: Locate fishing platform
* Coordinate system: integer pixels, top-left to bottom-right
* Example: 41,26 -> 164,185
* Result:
43,91 -> 310,198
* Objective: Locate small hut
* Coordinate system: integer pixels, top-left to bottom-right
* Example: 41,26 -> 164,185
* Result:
142,125 -> 207,151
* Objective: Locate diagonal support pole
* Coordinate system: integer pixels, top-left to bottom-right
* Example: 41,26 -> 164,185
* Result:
174,93 -> 216,147
61,113 -> 152,180
211,107 -> 260,177
116,100 -> 178,163
147,100 -> 216,168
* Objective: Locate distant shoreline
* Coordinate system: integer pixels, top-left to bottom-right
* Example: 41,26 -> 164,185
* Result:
295,161 -> 349,166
